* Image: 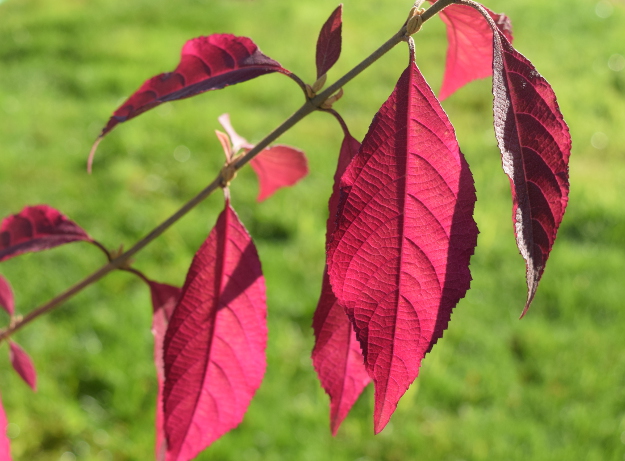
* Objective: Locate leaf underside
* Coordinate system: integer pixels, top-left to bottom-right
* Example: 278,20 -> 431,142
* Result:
328,61 -> 478,433
163,200 -> 266,461
313,130 -> 370,435
0,205 -> 91,262
491,29 -> 570,316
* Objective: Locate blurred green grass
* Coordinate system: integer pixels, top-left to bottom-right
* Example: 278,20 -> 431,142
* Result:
1,0 -> 624,459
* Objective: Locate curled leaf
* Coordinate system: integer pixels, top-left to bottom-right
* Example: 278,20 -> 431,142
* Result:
432,1 -> 513,99
163,200 -> 266,461
9,342 -> 37,391
316,5 -> 343,79
313,128 -> 369,435
0,205 -> 91,262
328,60 -> 478,433
90,35 -> 290,169
490,29 -> 570,316
0,275 -> 14,316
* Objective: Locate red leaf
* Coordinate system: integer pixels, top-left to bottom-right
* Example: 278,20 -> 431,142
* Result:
434,1 -> 512,100
163,200 -> 266,461
0,205 -> 91,262
0,275 -> 14,316
249,145 -> 309,202
94,34 -> 288,139
328,61 -> 478,433
0,392 -> 12,461
313,130 -> 370,435
491,29 -> 570,316
148,281 -> 182,461
316,5 -> 343,79
9,342 -> 37,391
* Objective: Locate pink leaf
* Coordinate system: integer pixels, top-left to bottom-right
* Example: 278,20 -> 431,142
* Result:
0,392 -> 12,461
163,199 -> 266,461
148,281 -> 182,461
313,129 -> 370,435
491,29 -> 570,316
328,61 -> 478,433
89,35 -> 290,168
217,113 -> 254,154
434,1 -> 513,100
0,205 -> 91,262
316,5 -> 343,79
9,342 -> 37,391
0,275 -> 14,316
249,145 -> 309,201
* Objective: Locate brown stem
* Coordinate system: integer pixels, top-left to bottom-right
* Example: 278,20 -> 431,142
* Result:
0,1 -> 449,342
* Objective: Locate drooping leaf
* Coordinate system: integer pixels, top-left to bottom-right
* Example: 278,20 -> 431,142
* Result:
249,146 -> 309,202
148,281 -> 182,461
0,392 -> 12,461
9,342 -> 37,391
89,35 -> 291,168
316,5 -> 343,79
0,205 -> 92,262
433,1 -> 512,100
163,199 -> 266,461
328,61 -> 478,433
0,275 -> 14,316
490,29 -> 570,316
313,129 -> 369,435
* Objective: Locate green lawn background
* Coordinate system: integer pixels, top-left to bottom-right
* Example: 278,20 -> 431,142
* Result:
1,0 -> 624,459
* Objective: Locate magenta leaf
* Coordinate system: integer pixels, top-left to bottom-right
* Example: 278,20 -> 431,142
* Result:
433,1 -> 513,100
148,281 -> 182,461
0,275 -> 14,316
0,205 -> 92,262
328,60 -> 478,433
0,392 -> 12,460
316,5 -> 343,79
249,146 -> 309,201
490,29 -> 570,316
9,342 -> 37,391
163,199 -> 266,461
93,34 -> 289,147
313,129 -> 370,435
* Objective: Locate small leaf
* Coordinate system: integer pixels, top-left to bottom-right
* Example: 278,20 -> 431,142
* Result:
249,146 -> 309,201
313,129 -> 369,435
148,281 -> 182,461
433,1 -> 513,100
218,114 -> 253,154
316,5 -> 343,79
0,205 -> 91,262
9,342 -> 37,391
0,392 -> 12,460
163,200 -> 266,461
90,35 -> 290,168
491,29 -> 570,316
0,275 -> 14,316
328,60 -> 478,433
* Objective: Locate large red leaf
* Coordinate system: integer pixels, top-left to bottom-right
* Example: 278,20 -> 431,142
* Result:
313,130 -> 370,435
490,29 -> 570,316
8,342 -> 37,391
249,146 -> 309,202
316,5 -> 343,79
0,205 -> 92,262
148,281 -> 182,461
163,200 -> 266,461
0,392 -> 12,461
328,60 -> 478,433
0,275 -> 14,316
433,1 -> 512,100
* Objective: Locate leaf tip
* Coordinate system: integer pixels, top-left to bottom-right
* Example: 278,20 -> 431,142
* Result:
87,137 -> 103,174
